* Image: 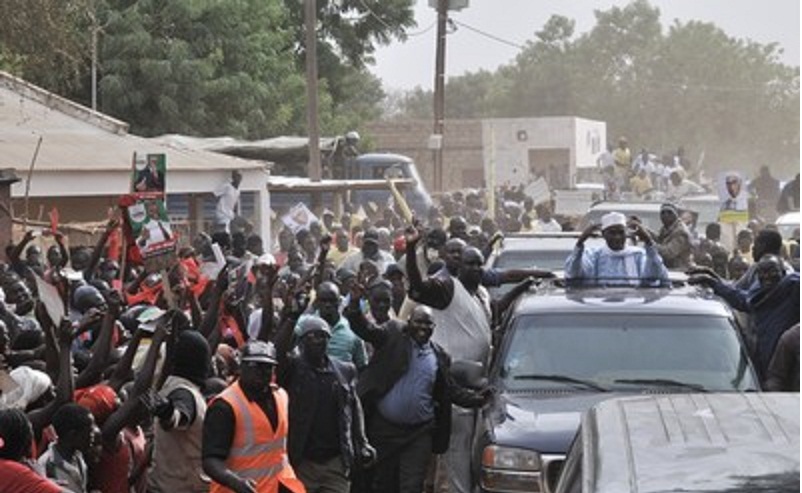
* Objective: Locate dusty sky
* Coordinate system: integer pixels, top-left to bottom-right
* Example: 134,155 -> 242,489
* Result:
370,0 -> 800,91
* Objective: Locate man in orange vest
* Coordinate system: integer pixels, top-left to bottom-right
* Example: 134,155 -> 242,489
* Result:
202,341 -> 306,493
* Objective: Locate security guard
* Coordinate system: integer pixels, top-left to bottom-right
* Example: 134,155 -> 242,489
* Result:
203,341 -> 305,493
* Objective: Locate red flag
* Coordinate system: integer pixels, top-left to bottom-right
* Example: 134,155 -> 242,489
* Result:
49,207 -> 59,233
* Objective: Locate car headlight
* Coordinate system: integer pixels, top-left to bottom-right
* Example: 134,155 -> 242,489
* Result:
482,445 -> 541,471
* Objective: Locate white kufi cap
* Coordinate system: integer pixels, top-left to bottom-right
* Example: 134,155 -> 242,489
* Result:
601,212 -> 627,231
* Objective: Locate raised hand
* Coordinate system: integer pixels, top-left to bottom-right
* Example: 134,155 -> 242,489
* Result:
404,225 -> 421,247
578,223 -> 599,246
57,318 -> 76,347
319,233 -> 332,253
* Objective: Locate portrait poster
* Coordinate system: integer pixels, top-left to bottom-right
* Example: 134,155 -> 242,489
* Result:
717,171 -> 749,223
131,152 -> 167,197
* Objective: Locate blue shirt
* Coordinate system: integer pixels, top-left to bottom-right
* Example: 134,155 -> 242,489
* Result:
565,244 -> 669,287
377,340 -> 437,425
295,313 -> 368,369
713,273 -> 799,380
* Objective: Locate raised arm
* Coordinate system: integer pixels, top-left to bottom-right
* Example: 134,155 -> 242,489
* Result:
199,264 -> 230,340
76,290 -> 122,389
256,264 -> 279,343
8,230 -> 36,264
344,282 -> 388,347
274,279 -> 311,362
313,235 -> 332,289
404,225 -> 452,310
85,218 -> 120,280
28,318 -> 75,437
53,231 -> 69,269
565,224 -> 598,282
630,221 -> 669,286
102,317 -> 169,447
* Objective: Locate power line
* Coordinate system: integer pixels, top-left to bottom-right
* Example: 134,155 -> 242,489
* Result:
407,21 -> 436,37
451,19 -> 526,50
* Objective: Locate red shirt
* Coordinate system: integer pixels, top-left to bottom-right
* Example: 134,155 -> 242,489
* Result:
0,459 -> 63,493
89,426 -> 147,493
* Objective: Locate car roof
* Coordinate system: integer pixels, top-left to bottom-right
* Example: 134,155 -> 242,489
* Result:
587,201 -> 663,213
510,285 -> 733,318
776,211 -> 800,225
355,153 -> 413,165
584,393 -> 800,493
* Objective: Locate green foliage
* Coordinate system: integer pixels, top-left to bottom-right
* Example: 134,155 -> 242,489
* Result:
392,0 -> 799,175
94,0 -> 305,137
0,0 -> 414,139
0,0 -> 91,93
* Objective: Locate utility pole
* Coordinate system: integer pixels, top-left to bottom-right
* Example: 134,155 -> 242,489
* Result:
432,0 -> 447,192
90,8 -> 98,111
305,0 -> 321,182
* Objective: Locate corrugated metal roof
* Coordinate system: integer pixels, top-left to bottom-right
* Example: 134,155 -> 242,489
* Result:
0,71 -> 264,172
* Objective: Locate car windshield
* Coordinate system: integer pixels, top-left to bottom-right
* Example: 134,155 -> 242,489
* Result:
499,314 -> 757,392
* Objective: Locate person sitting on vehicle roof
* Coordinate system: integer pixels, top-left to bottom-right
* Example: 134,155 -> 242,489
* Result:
565,212 -> 669,287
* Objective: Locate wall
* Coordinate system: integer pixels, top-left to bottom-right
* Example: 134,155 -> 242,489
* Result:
365,119 -> 484,192
367,117 -> 606,193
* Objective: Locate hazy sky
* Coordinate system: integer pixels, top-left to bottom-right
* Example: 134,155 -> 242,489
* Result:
371,0 -> 800,91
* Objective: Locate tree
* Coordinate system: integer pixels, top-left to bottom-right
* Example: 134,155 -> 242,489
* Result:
0,0 -> 91,94
389,0 -> 799,176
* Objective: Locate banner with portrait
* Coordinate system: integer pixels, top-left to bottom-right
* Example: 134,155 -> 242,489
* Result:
124,152 -> 177,272
717,171 -> 749,224
132,153 -> 166,197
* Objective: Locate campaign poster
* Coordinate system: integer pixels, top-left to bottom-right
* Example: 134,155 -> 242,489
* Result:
127,152 -> 176,272
132,153 -> 166,197
281,203 -> 319,234
717,171 -> 749,223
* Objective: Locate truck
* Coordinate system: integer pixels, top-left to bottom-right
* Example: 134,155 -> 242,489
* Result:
156,134 -> 433,217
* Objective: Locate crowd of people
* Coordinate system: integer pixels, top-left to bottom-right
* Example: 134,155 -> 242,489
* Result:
0,173 -> 798,493
596,137 -> 801,223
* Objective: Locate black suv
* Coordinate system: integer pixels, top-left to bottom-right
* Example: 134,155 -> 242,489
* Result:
473,282 -> 759,493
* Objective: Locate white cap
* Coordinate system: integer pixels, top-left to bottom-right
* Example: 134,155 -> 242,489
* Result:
601,212 -> 627,231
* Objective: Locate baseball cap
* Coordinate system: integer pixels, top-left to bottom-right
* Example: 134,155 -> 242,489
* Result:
240,340 -> 278,365
363,228 -> 380,244
297,316 -> 331,339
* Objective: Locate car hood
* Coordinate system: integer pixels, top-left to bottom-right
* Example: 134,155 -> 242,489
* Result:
483,391 -> 629,454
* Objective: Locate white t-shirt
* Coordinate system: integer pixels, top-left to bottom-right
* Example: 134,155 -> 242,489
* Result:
214,182 -> 240,226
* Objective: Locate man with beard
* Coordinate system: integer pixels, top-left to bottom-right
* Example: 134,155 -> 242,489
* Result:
565,211 -> 669,287
690,255 -> 799,384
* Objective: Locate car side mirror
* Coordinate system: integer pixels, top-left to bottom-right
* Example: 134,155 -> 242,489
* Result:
450,360 -> 487,390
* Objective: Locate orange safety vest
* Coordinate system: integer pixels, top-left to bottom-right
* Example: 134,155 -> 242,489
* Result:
209,382 -> 306,493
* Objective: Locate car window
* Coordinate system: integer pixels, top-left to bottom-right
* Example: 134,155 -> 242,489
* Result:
499,314 -> 756,392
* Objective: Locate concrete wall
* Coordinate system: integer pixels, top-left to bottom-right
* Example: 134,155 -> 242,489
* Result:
366,117 -> 606,193
365,119 -> 484,192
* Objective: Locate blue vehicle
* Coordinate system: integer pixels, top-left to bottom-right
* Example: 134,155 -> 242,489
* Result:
345,152 -> 432,217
